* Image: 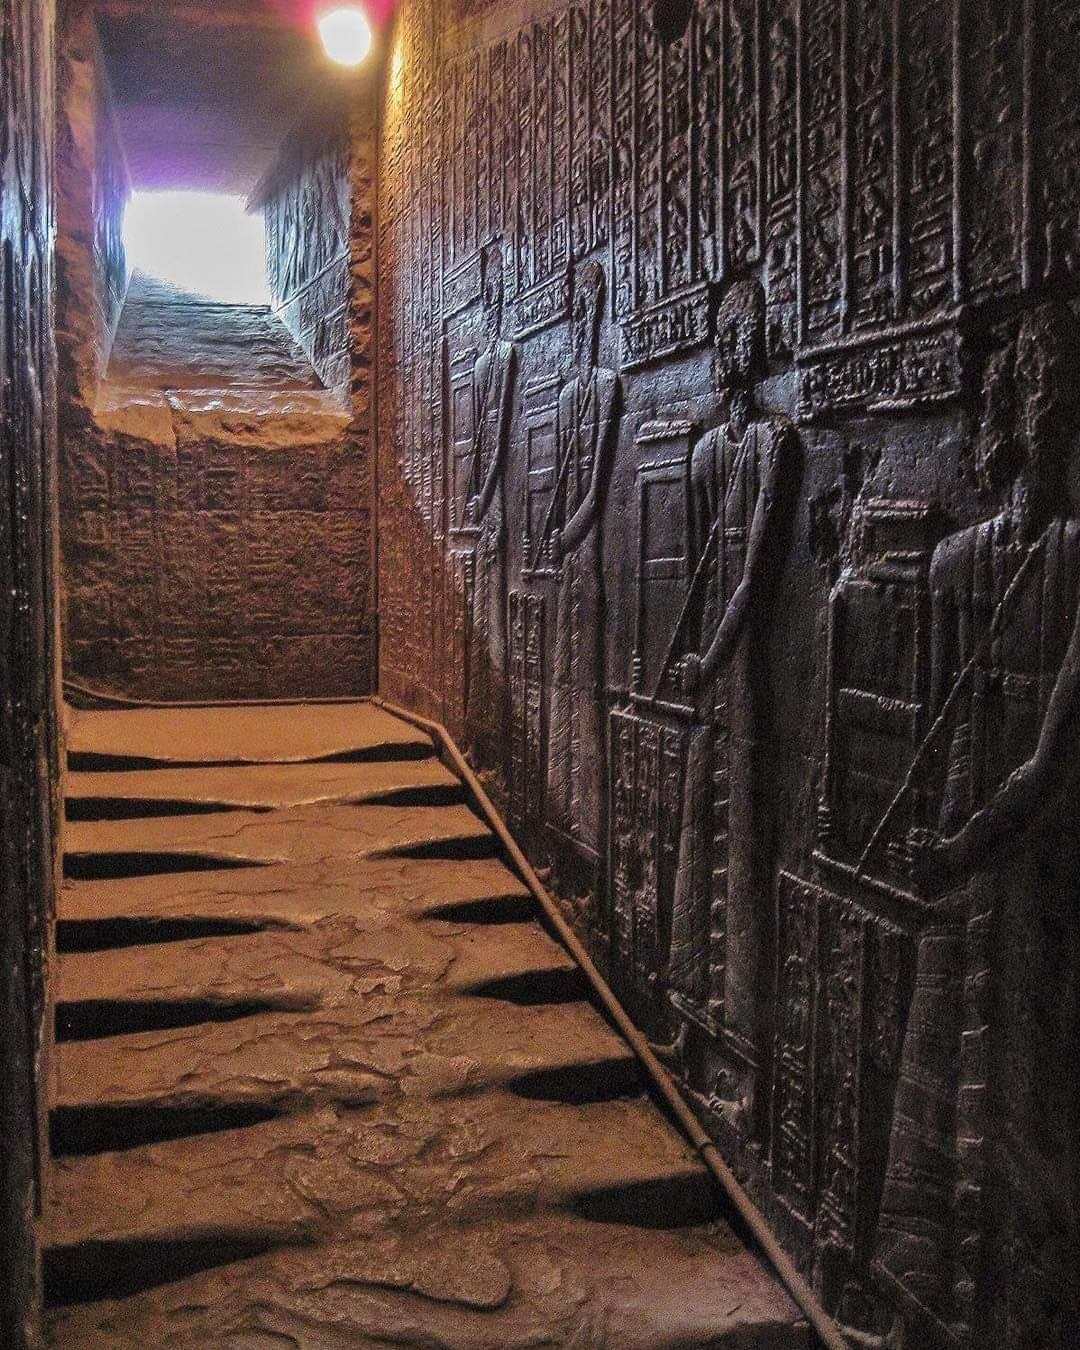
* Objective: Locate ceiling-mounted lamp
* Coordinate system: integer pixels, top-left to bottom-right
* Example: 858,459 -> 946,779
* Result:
317,5 -> 373,66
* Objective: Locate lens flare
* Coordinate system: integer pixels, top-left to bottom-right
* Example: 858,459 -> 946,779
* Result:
318,6 -> 372,66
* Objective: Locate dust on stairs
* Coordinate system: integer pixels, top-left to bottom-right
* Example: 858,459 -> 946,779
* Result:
44,702 -> 810,1349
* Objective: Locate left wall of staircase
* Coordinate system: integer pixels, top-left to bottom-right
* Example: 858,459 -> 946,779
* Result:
1,0 -> 61,1344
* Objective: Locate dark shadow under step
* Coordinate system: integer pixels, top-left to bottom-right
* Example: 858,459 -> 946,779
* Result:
56,994 -> 319,1042
51,1101 -> 284,1157
508,1055 -> 643,1103
64,851 -> 266,881
464,965 -> 590,1005
573,1170 -> 718,1230
57,915 -> 284,952
44,1229 -> 306,1307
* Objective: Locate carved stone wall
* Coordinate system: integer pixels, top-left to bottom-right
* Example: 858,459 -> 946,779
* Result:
261,96 -> 353,397
377,2 -> 1080,1345
57,28 -> 378,703
55,4 -> 129,413
1,0 -> 60,1342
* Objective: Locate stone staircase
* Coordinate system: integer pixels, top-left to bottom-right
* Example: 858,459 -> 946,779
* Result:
44,702 -> 810,1348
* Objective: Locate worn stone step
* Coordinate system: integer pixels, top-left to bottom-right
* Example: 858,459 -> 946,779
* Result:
67,702 -> 433,769
57,857 -> 535,946
56,921 -> 579,1024
65,758 -> 464,819
53,996 -> 640,1122
64,803 -> 496,878
45,1095 -> 716,1267
45,1212 -> 809,1347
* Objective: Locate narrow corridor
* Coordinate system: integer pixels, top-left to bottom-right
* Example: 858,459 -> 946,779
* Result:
43,703 -> 808,1348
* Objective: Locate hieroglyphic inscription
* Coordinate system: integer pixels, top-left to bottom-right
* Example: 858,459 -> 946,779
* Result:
610,710 -> 686,1008
763,0 -> 798,355
847,0 -> 895,330
962,3 -> 1027,301
899,0 -> 955,318
723,0 -> 762,271
509,591 -> 545,829
799,0 -> 845,345
1037,0 -> 1080,284
799,329 -> 961,419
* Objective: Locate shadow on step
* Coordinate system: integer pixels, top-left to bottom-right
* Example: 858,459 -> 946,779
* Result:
57,915 -> 286,952
64,851 -> 267,881
51,1101 -> 285,1157
462,965 -> 590,1005
573,1170 -> 718,1230
66,796 -> 274,821
56,994 -> 320,1041
508,1056 -> 643,1103
44,1230 -> 306,1307
425,894 -> 537,924
68,742 -> 434,773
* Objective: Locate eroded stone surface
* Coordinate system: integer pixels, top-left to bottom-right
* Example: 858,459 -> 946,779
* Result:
64,802 -> 493,870
46,706 -> 805,1347
66,758 -> 461,813
68,703 -> 432,766
47,1214 -> 809,1350
58,856 -> 532,929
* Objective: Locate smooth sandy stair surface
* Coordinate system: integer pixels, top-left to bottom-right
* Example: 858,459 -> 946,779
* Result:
67,702 -> 433,767
47,704 -> 808,1347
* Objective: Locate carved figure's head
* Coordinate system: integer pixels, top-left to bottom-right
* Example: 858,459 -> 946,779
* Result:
481,243 -> 505,342
713,279 -> 766,396
650,0 -> 694,44
571,260 -> 605,369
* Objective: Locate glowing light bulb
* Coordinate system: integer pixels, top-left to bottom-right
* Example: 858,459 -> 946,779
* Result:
318,7 -> 372,66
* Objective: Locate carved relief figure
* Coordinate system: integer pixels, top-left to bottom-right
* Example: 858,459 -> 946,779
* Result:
874,302 -> 1080,1348
546,261 -> 619,854
669,280 -> 795,1070
464,243 -> 517,767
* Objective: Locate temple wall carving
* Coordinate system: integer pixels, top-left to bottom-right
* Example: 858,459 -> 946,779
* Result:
1,0 -> 60,1340
376,1 -> 1080,1344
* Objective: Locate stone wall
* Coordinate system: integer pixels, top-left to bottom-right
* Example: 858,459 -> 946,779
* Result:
376,2 -> 1080,1346
55,2 -> 129,412
1,0 -> 60,1343
261,95 -> 353,397
57,25 -> 378,703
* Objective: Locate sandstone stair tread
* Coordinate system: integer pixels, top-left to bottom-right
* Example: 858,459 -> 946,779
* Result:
68,702 -> 432,766
58,856 -> 533,927
66,758 -> 461,812
46,1094 -> 712,1250
56,921 -> 577,1014
64,802 -> 493,868
54,996 -> 639,1113
48,705 -> 807,1348
45,1212 -> 810,1349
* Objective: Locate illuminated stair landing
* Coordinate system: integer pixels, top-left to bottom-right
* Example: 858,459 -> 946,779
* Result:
45,702 -> 809,1348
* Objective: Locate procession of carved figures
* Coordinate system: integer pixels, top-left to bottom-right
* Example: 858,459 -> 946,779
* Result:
378,1 -> 1080,1345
